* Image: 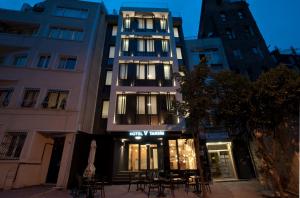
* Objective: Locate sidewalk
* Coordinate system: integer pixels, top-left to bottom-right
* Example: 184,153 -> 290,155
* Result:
0,180 -> 264,198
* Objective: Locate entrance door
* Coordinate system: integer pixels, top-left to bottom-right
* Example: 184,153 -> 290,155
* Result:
46,137 -> 65,183
128,144 -> 158,171
208,151 -> 235,179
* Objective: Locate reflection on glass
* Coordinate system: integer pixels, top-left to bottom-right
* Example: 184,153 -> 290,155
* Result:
169,140 -> 178,170
128,144 -> 139,171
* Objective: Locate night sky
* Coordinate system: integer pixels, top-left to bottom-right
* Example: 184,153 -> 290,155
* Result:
0,0 -> 299,50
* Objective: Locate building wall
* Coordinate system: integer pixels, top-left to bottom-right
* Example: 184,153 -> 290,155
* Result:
0,0 -> 106,189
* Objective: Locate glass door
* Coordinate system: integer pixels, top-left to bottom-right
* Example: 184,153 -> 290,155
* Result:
149,144 -> 158,170
128,144 -> 139,171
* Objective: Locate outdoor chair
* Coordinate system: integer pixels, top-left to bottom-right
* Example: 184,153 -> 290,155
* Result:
71,175 -> 88,198
93,176 -> 107,198
184,175 -> 197,194
161,178 -> 175,197
147,177 -> 160,198
128,172 -> 141,192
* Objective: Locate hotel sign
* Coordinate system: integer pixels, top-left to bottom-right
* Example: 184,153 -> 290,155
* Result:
129,131 -> 165,136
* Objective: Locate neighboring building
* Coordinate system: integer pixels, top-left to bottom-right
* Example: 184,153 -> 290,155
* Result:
271,47 -> 300,72
0,0 -> 107,189
198,0 -> 275,79
87,7 -> 196,182
185,37 -> 229,72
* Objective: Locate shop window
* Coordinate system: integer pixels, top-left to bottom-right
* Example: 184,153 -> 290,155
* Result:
21,89 -> 39,107
0,132 -> 27,160
101,101 -> 109,118
0,89 -> 13,108
42,90 -> 69,110
169,139 -> 197,170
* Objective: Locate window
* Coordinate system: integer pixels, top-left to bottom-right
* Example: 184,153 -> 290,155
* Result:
54,7 -> 88,19
137,64 -> 145,79
136,96 -> 145,114
166,94 -> 175,111
245,26 -> 254,37
119,64 -> 128,79
146,19 -> 153,29
58,56 -> 77,70
48,27 -> 83,41
117,95 -> 126,114
13,55 -> 27,67
233,49 -> 243,59
147,65 -> 156,80
105,71 -> 112,85
37,55 -> 50,68
160,16 -> 167,30
138,39 -> 145,52
173,27 -> 179,37
147,95 -> 157,115
220,12 -> 227,22
137,64 -> 156,80
42,90 -> 69,110
176,47 -> 183,59
252,47 -> 264,58
169,139 -> 197,170
109,46 -> 115,58
162,40 -> 169,52
238,11 -> 244,19
122,39 -> 129,52
226,28 -> 236,39
147,39 -> 155,52
112,26 -> 118,36
0,132 -> 27,160
0,89 -> 13,107
124,15 -> 130,29
101,101 -> 109,118
21,89 -> 39,107
164,64 -> 171,80
138,18 -> 145,29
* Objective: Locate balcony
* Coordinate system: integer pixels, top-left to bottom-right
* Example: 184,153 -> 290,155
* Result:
115,113 -> 177,125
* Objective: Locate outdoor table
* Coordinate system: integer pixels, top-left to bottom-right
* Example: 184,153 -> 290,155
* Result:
190,175 -> 201,194
82,178 -> 96,198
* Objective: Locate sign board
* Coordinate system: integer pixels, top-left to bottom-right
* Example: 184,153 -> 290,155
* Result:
129,131 -> 165,137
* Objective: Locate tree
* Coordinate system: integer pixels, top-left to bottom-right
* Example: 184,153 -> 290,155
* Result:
213,65 -> 300,197
174,61 -> 213,198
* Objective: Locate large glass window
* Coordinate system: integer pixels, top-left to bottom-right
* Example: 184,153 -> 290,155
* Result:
137,64 -> 145,79
101,101 -> 109,118
147,64 -> 156,79
169,139 -> 197,170
0,132 -> 27,160
138,39 -> 145,52
146,19 -> 153,29
0,89 -> 13,108
162,40 -> 169,52
42,90 -> 69,110
138,18 -> 145,29
176,47 -> 183,59
105,71 -> 112,85
21,89 -> 39,107
164,64 -> 171,80
112,26 -> 118,36
124,15 -> 131,29
117,95 -> 126,114
122,39 -> 129,52
147,40 -> 155,52
147,95 -> 157,115
160,16 -> 167,30
173,27 -> 179,37
136,96 -> 146,114
119,64 -> 128,79
109,46 -> 115,58
48,27 -> 83,41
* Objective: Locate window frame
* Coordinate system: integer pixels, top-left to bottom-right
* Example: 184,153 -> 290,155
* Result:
57,56 -> 77,70
105,70 -> 112,85
13,54 -> 28,67
42,90 -> 69,110
21,88 -> 40,108
37,54 -> 51,69
0,132 -> 27,160
101,101 -> 109,118
0,89 -> 14,108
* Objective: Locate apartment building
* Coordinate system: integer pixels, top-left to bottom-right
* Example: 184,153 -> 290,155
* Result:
0,0 -> 107,189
